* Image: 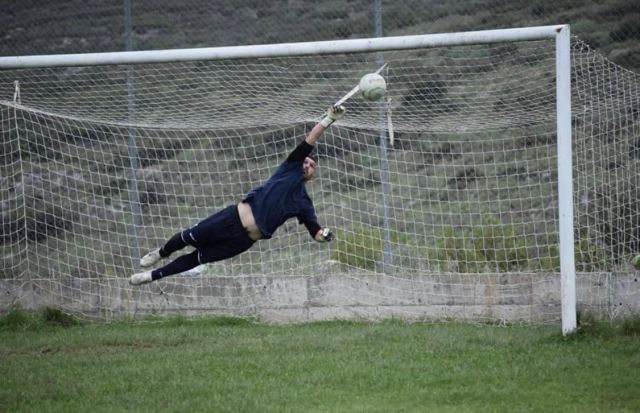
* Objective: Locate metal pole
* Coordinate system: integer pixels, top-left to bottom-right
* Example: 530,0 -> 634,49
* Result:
555,25 -> 576,335
13,81 -> 30,285
0,26 -> 565,69
124,0 -> 142,270
375,0 -> 393,273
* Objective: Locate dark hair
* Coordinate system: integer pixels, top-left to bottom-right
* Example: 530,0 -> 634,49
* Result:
308,154 -> 317,163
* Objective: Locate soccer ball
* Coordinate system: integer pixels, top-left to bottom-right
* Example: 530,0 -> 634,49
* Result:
359,73 -> 386,101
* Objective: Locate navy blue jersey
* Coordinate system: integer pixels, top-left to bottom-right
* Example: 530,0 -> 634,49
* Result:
243,141 -> 318,239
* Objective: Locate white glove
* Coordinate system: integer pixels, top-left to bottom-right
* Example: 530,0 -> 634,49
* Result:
320,105 -> 346,128
316,227 -> 335,242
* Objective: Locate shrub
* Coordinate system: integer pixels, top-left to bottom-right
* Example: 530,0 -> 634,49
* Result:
332,224 -> 383,271
472,217 -> 529,271
0,307 -> 80,331
1,197 -> 75,245
432,216 -> 529,272
592,182 -> 640,260
621,316 -> 640,336
42,307 -> 79,327
0,307 -> 34,331
331,224 -> 407,271
609,15 -> 640,41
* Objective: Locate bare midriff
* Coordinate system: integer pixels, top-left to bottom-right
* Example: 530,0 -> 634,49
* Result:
237,202 -> 262,241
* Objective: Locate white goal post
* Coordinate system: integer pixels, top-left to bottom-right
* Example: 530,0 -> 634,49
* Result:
0,25 -> 581,333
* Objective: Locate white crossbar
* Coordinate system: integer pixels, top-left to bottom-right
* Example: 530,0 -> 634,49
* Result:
0,25 -> 565,69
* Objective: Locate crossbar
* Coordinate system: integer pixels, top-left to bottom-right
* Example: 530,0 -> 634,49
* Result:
0,25 -> 565,69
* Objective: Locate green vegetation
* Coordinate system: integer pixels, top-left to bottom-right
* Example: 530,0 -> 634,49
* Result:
2,110 -> 636,277
1,0 -> 639,280
332,223 -> 409,270
331,215 -> 616,273
1,1 -> 638,71
432,218 -> 530,273
1,308 -> 639,412
0,307 -> 81,331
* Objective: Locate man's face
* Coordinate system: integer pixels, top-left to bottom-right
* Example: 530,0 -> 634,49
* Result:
303,157 -> 317,181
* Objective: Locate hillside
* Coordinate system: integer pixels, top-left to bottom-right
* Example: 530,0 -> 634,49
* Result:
1,0 -> 639,281
1,0 -> 638,72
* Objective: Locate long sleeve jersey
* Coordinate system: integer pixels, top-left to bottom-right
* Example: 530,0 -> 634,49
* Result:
242,140 -> 320,239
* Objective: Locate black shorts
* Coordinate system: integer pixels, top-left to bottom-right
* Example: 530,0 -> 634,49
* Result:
181,205 -> 255,264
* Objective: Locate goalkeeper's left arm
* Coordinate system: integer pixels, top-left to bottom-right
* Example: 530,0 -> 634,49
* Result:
314,226 -> 335,242
302,220 -> 335,242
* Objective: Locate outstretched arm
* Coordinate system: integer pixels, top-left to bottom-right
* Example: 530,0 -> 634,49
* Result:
305,105 -> 346,146
302,220 -> 335,242
287,105 -> 347,162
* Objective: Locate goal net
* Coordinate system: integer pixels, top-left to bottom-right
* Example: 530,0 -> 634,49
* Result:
1,27 -> 638,327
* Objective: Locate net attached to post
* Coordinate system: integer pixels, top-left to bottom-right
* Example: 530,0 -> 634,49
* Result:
0,36 -> 638,322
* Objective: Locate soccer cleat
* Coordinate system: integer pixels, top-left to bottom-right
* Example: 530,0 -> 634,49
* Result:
140,248 -> 161,267
129,271 -> 153,286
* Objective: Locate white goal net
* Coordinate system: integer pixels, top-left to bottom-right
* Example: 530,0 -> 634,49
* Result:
1,28 -> 639,325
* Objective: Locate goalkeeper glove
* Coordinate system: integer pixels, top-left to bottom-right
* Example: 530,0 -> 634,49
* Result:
320,105 -> 346,128
316,227 -> 335,242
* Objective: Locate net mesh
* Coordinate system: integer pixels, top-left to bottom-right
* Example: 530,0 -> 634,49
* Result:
0,37 -> 638,321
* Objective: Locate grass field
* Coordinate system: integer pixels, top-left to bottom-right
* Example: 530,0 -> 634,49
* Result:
1,309 -> 639,412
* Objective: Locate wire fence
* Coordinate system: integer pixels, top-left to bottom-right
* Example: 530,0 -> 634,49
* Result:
2,0 -> 639,71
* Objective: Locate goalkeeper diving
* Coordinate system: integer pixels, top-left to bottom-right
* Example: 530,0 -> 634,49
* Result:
129,105 -> 346,285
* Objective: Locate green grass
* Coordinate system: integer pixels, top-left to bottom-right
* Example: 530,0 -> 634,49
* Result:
1,309 -> 639,412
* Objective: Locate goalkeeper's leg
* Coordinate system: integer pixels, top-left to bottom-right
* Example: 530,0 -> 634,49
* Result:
130,238 -> 255,286
130,250 -> 199,285
151,251 -> 200,280
142,204 -> 241,269
140,231 -> 191,267
130,205 -> 255,285
129,236 -> 255,285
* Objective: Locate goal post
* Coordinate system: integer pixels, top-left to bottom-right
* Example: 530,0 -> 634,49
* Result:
554,26 -> 576,335
0,25 -> 595,333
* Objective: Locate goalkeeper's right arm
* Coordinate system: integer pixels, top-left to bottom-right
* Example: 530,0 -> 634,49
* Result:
305,105 -> 346,146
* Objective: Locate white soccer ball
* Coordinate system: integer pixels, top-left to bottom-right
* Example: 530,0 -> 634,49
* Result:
359,73 -> 386,101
